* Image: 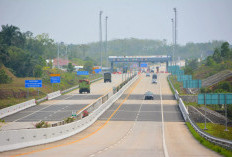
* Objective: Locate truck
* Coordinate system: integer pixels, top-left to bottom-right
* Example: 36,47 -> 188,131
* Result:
79,79 -> 90,94
104,72 -> 112,83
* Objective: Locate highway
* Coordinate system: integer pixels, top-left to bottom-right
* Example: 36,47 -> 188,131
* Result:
0,73 -> 220,157
1,74 -> 124,130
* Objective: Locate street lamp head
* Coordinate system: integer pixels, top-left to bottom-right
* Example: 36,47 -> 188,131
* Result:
173,8 -> 176,12
100,11 -> 103,15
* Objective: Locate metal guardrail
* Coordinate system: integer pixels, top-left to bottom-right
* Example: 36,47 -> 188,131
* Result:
167,75 -> 232,150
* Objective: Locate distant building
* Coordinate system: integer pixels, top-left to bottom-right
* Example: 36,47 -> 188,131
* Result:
53,58 -> 76,70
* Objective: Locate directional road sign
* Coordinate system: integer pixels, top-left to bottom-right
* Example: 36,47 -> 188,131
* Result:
50,76 -> 61,83
25,80 -> 42,88
94,69 -> 102,73
140,63 -> 147,67
77,71 -> 89,75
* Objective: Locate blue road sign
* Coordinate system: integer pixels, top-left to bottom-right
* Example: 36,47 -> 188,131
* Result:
140,63 -> 147,67
25,80 -> 42,88
94,69 -> 102,73
77,71 -> 89,75
50,76 -> 61,83
198,94 -> 232,105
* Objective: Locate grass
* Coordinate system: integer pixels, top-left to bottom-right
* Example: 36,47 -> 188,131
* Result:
169,75 -> 186,95
167,77 -> 175,95
197,123 -> 232,141
0,69 -> 102,109
186,122 -> 232,157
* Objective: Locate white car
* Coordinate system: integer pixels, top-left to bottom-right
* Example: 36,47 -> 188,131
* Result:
152,79 -> 157,84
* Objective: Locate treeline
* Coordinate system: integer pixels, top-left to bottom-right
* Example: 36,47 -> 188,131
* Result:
184,42 -> 232,93
0,24 -> 227,79
0,25 -> 56,77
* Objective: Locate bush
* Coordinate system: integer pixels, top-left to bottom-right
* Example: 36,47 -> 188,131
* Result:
35,121 -> 50,128
0,69 -> 12,84
64,117 -> 75,123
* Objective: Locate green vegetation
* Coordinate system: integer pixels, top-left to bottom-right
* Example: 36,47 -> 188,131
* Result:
197,123 -> 232,140
169,75 -> 186,95
35,121 -> 50,128
184,42 -> 232,81
186,122 -> 232,157
167,77 -> 175,94
64,117 -> 75,123
0,67 -> 101,109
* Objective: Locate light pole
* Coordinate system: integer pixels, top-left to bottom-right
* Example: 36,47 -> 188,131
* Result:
99,11 -> 103,70
105,16 -> 108,67
57,43 -> 60,69
171,18 -> 174,66
173,8 -> 177,65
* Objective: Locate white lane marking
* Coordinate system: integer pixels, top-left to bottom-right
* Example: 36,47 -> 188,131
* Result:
159,74 -> 169,157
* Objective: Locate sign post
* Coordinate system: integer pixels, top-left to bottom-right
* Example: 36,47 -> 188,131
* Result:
25,80 -> 42,99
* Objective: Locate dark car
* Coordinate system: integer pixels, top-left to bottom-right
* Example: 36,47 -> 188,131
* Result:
144,91 -> 154,100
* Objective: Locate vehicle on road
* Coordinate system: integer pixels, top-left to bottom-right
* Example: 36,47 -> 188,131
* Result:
144,91 -> 154,100
151,69 -> 154,73
146,73 -> 150,77
104,72 -> 112,83
152,74 -> 157,83
79,79 -> 90,94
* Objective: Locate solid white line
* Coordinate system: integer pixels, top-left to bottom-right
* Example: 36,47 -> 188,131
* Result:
159,74 -> 169,157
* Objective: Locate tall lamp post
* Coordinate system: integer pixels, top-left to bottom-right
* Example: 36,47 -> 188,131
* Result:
173,8 -> 177,65
105,16 -> 108,67
99,11 -> 103,70
57,43 -> 60,69
171,18 -> 174,66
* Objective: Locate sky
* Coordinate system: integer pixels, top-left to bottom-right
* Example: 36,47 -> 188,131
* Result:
0,0 -> 232,45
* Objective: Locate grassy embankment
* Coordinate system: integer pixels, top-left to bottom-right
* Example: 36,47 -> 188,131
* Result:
186,122 -> 232,157
168,74 -> 232,155
0,67 -> 102,109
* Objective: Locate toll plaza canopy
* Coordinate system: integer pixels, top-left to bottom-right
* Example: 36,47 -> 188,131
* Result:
108,55 -> 171,63
108,55 -> 171,71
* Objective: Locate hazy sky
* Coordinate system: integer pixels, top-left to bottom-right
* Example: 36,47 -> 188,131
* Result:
0,0 -> 231,45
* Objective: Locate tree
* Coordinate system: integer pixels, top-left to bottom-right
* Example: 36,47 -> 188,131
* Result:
206,56 -> 216,66
0,69 -> 12,84
0,24 -> 25,47
67,62 -> 74,72
212,48 -> 221,63
221,42 -> 230,58
33,65 -> 43,77
84,61 -> 93,73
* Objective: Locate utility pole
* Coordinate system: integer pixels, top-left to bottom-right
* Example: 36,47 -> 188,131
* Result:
173,8 -> 177,65
57,43 -> 60,69
99,11 -> 103,70
105,16 -> 108,67
66,45 -> 68,62
171,18 -> 174,66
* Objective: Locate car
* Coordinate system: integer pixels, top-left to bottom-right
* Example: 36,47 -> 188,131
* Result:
146,73 -> 150,77
151,70 -> 154,73
144,91 -> 154,100
152,79 -> 157,84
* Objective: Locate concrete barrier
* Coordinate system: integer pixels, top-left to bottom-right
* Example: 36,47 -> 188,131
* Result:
47,91 -> 61,100
0,75 -> 138,152
0,99 -> 36,119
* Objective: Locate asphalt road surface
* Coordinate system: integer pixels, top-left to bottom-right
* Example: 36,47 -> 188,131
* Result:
0,73 -> 220,157
1,74 -> 124,130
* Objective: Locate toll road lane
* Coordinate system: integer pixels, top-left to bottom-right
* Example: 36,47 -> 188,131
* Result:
0,73 -> 220,157
1,74 -> 124,130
